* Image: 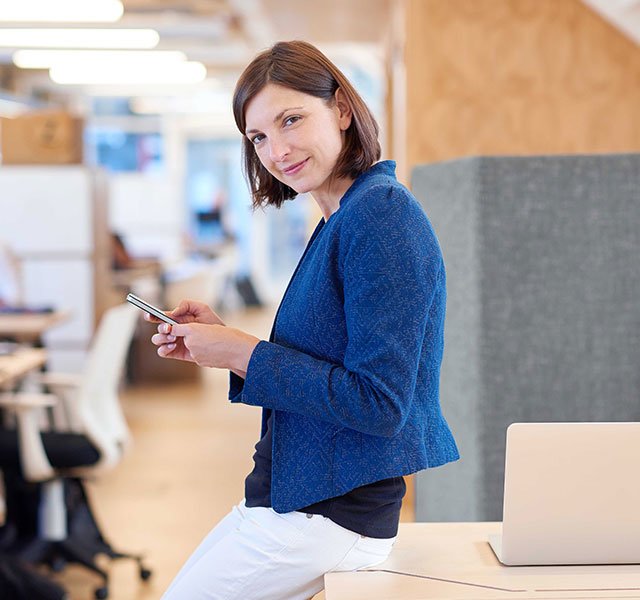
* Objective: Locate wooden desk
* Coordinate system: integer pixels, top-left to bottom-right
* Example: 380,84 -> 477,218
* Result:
0,311 -> 70,344
324,522 -> 640,600
0,348 -> 47,388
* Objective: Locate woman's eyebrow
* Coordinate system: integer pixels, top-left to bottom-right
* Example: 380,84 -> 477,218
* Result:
246,106 -> 304,134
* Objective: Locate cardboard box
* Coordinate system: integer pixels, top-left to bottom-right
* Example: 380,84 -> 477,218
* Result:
1,111 -> 84,165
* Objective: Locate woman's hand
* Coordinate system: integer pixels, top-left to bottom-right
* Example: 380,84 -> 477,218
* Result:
144,298 -> 223,327
147,298 -> 225,364
148,299 -> 259,376
165,323 -> 259,375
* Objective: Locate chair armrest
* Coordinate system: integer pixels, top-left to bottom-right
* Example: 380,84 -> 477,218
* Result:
0,392 -> 57,481
0,392 -> 58,408
31,373 -> 83,432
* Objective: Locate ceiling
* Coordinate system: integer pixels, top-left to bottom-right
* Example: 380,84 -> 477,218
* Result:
3,0 -> 638,115
0,0 -> 391,108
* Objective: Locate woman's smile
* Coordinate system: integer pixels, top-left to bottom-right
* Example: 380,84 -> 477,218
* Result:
282,158 -> 309,176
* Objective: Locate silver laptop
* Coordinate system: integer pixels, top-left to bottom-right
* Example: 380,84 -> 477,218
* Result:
488,422 -> 640,566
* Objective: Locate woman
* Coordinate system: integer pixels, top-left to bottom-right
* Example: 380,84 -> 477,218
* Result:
150,40 -> 459,600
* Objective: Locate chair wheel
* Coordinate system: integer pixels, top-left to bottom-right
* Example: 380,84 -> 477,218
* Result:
95,586 -> 109,599
140,567 -> 152,581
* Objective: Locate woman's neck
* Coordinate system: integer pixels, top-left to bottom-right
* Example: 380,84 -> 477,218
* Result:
311,176 -> 355,221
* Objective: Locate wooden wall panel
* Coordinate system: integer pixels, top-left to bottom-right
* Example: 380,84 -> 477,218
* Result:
404,0 -> 640,171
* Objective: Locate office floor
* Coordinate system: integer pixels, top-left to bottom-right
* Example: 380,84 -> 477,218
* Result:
49,305 -> 413,599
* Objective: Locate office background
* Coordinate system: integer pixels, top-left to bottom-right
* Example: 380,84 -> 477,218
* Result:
0,1 -> 639,598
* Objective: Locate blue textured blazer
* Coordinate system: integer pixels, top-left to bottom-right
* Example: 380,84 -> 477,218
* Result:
230,160 -> 459,513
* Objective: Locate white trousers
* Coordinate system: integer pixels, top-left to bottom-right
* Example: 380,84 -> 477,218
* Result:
162,499 -> 396,600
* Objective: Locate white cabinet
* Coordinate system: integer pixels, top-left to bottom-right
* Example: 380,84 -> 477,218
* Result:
0,166 -> 110,372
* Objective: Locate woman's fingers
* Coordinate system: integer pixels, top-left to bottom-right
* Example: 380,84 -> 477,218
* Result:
151,332 -> 177,346
171,299 -> 204,319
173,299 -> 197,314
157,322 -> 172,335
170,299 -> 223,326
157,342 -> 177,357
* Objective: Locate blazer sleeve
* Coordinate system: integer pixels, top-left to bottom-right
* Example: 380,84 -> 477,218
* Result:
229,187 -> 444,438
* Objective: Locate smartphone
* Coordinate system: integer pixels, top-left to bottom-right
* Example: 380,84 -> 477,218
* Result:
126,293 -> 179,326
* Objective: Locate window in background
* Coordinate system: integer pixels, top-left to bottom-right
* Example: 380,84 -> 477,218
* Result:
186,139 -> 237,250
86,129 -> 164,173
85,97 -> 164,173
267,193 -> 311,284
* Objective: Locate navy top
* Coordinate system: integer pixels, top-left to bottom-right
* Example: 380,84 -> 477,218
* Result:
246,386 -> 406,539
230,160 -> 459,514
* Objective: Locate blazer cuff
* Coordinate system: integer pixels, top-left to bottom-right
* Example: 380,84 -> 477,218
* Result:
228,371 -> 245,402
229,339 -> 272,403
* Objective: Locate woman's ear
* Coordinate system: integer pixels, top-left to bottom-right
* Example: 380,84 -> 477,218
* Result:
334,88 -> 353,131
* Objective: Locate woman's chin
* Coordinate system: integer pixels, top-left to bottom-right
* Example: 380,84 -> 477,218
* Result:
287,182 -> 312,195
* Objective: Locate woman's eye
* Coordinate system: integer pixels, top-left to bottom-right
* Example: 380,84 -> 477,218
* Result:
250,134 -> 264,145
284,115 -> 300,126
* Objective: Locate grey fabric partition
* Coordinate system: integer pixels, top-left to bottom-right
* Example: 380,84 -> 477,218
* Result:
412,154 -> 640,522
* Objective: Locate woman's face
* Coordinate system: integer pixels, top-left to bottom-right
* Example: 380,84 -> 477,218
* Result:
244,83 -> 352,199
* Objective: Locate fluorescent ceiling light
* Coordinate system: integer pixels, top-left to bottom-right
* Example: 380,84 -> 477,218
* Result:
0,29 -> 159,49
0,1 -> 123,23
130,91 -> 232,115
14,49 -> 187,69
50,61 -> 208,85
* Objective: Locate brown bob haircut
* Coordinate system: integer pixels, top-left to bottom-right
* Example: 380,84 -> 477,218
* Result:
232,40 -> 381,209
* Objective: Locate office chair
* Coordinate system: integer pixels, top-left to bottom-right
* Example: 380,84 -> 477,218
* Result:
0,303 -> 152,599
0,552 -> 68,599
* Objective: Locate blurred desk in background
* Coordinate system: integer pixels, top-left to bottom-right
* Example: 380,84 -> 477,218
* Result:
0,311 -> 71,345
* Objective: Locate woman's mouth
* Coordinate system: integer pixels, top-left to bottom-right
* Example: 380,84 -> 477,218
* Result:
283,158 -> 309,176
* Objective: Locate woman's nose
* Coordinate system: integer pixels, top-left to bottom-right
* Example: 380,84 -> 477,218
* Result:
268,137 -> 289,163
